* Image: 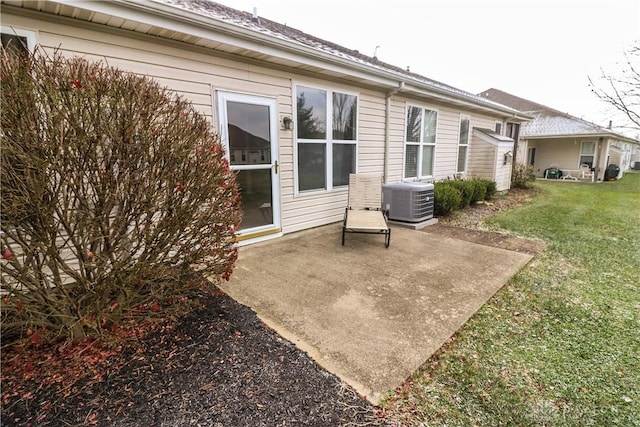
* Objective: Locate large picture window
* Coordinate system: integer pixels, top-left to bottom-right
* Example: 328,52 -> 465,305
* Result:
296,85 -> 357,192
404,106 -> 437,179
457,116 -> 470,173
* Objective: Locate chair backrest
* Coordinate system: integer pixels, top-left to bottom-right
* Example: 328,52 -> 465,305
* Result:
347,174 -> 382,210
580,164 -> 594,175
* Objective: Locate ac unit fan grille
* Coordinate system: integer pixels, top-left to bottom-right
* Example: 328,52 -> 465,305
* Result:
382,184 -> 434,222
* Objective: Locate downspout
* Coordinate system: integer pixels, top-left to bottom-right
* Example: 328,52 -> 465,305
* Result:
384,81 -> 405,184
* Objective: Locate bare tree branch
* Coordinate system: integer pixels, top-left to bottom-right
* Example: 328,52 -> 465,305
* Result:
589,43 -> 640,131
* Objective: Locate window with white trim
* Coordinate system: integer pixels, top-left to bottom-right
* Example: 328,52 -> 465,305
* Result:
580,141 -> 596,167
295,85 -> 357,192
495,121 -> 502,134
506,122 -> 520,140
457,115 -> 470,173
404,105 -> 437,179
1,26 -> 36,53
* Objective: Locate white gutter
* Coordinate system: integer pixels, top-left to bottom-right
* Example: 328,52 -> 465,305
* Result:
384,81 -> 405,183
49,0 -> 528,118
524,133 -> 638,143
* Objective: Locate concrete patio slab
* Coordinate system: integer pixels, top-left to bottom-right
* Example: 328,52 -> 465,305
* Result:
218,223 -> 534,404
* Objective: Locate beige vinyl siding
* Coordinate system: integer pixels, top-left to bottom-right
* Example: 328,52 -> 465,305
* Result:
467,133 -> 513,191
3,10 -> 521,237
387,97 -> 513,184
467,136 -> 495,179
494,145 -> 513,191
386,97 -> 406,182
286,78 -> 387,232
4,11 -> 367,235
358,93 -> 386,172
518,139 -> 529,164
432,105 -> 460,179
527,139 -> 581,177
467,116 -> 515,190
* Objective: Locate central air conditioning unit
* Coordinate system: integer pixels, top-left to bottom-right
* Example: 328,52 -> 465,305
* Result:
382,182 -> 435,222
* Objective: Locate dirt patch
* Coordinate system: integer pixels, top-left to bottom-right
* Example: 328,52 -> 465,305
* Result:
426,188 -> 547,256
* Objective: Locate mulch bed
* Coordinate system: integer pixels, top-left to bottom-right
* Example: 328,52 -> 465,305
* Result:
1,289 -> 386,426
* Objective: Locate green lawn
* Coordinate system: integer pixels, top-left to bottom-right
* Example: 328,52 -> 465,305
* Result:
381,173 -> 640,426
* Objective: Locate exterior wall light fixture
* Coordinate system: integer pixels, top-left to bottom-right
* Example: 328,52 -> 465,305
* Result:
504,150 -> 513,165
282,116 -> 293,131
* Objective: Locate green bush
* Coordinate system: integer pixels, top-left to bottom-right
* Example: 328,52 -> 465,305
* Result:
484,180 -> 497,200
434,178 -> 498,217
434,182 -> 462,216
512,164 -> 536,189
469,178 -> 487,203
1,50 -> 241,341
449,180 -> 474,207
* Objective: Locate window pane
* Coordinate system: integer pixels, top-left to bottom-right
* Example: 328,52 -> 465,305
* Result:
423,109 -> 437,144
332,143 -> 355,186
332,93 -> 357,140
506,122 -> 520,140
235,169 -> 272,230
459,117 -> 470,145
580,156 -> 594,168
406,106 -> 422,142
1,33 -> 28,54
297,86 -> 326,139
405,144 -> 419,178
298,143 -> 326,191
495,122 -> 502,134
227,101 -> 271,165
457,146 -> 467,173
581,141 -> 596,155
421,145 -> 434,176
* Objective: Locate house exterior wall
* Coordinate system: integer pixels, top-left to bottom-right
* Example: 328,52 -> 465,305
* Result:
467,135 -> 513,191
609,140 -> 638,171
527,136 -> 640,180
494,145 -> 514,191
386,98 -> 508,183
3,9 -> 516,238
526,138 -> 582,177
515,138 -> 528,165
467,136 -> 496,180
630,144 -> 640,168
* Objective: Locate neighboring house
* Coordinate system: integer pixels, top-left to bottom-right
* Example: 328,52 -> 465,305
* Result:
480,88 -> 640,181
1,0 -> 530,245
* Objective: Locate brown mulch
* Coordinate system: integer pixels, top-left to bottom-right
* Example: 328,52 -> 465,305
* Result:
1,188 -> 541,427
1,289 -> 386,426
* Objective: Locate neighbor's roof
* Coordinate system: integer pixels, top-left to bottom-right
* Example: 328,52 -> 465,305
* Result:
479,88 -> 638,143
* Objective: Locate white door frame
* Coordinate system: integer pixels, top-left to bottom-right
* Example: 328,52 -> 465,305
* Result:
217,91 -> 281,237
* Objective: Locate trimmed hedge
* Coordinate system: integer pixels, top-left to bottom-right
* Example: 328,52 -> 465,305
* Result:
434,178 -> 497,216
434,182 -> 462,216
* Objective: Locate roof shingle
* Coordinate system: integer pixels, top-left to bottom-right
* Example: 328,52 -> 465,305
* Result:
157,0 -> 521,113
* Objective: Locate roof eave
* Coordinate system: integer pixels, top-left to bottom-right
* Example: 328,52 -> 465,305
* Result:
473,128 -> 515,147
523,132 -> 640,144
50,0 -> 530,118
